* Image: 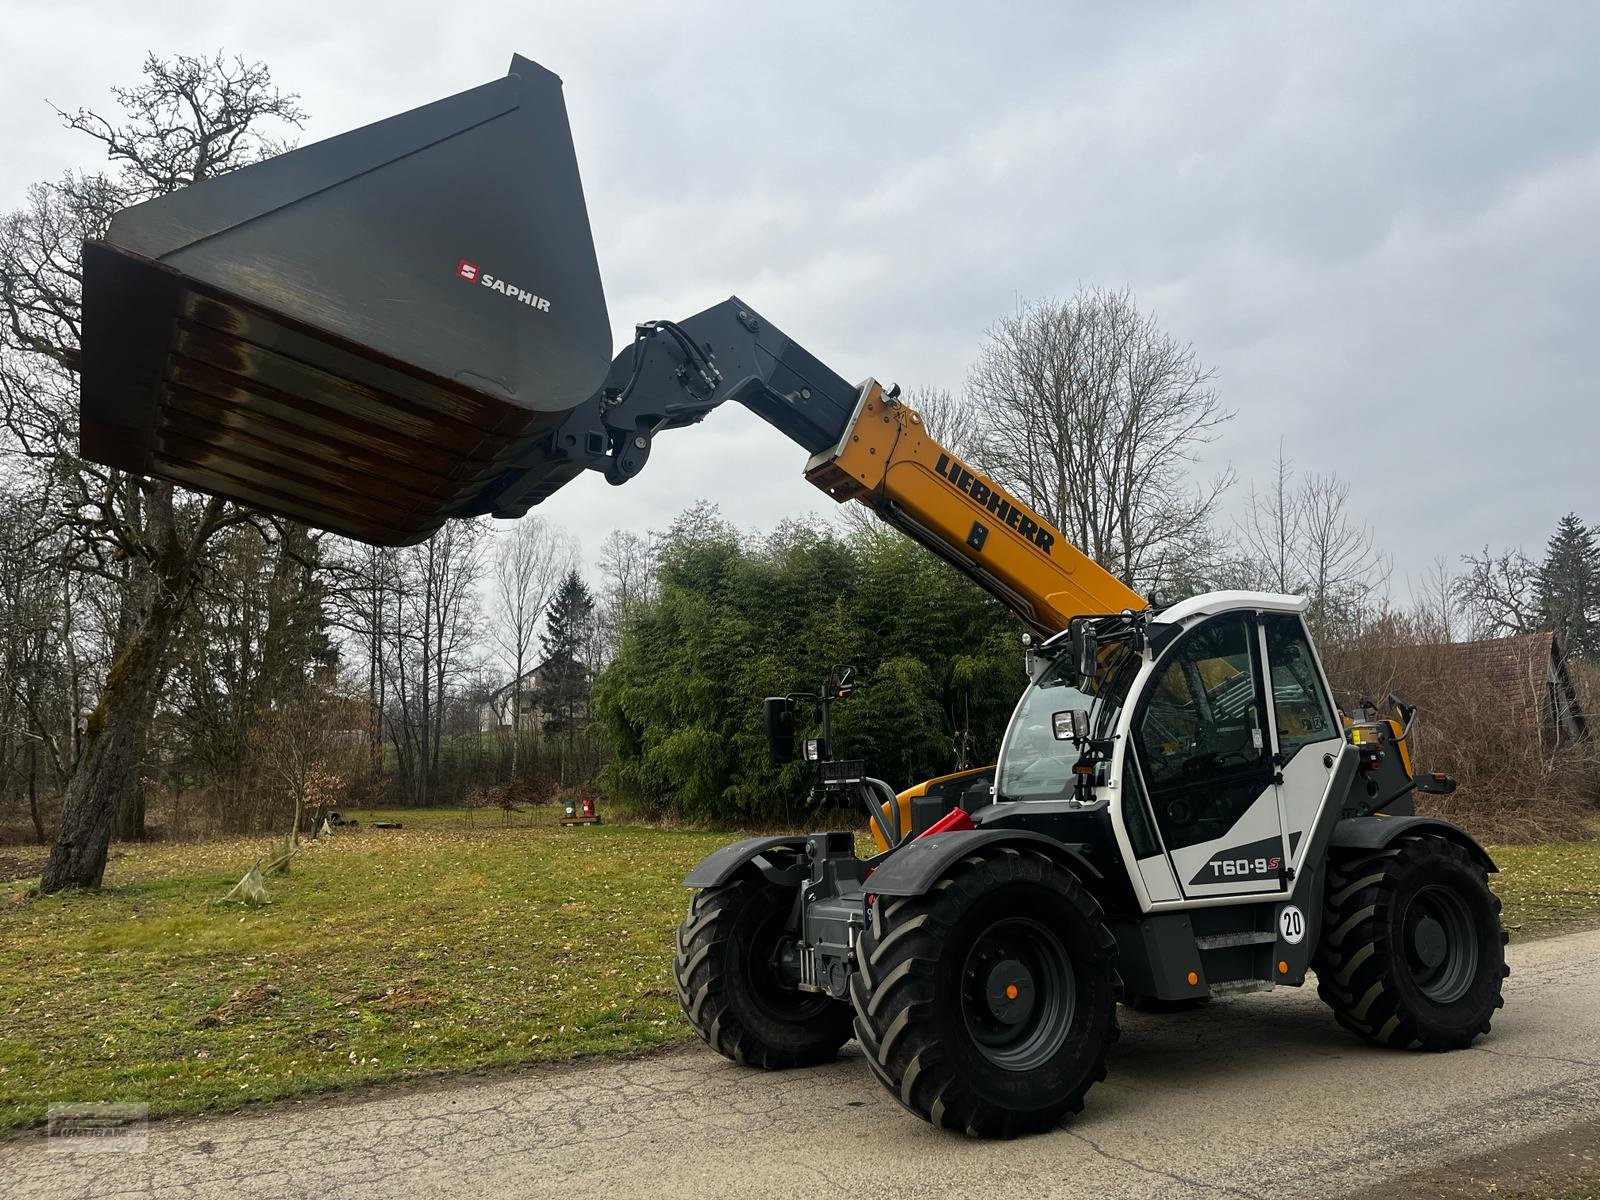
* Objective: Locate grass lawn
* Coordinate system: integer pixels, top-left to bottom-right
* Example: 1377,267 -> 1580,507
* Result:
0,812 -> 726,1131
1,814 -> 1597,1132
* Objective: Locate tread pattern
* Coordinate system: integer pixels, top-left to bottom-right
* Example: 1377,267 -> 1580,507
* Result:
849,847 -> 1119,1138
1314,835 -> 1509,1051
675,876 -> 854,1070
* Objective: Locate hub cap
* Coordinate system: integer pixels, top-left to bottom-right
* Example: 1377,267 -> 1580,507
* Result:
960,918 -> 1075,1070
1401,884 -> 1479,1003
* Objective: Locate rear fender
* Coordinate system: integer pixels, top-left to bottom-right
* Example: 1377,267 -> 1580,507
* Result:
681,836 -> 807,889
1330,815 -> 1497,872
865,828 -> 1100,897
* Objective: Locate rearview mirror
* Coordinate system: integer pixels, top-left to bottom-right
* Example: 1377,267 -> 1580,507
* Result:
763,696 -> 796,763
1070,621 -> 1099,683
1052,709 -> 1090,744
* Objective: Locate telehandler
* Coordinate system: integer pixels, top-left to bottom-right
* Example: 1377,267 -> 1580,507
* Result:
75,54 -> 1508,1138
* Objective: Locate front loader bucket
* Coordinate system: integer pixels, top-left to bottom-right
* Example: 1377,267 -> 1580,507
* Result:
78,54 -> 610,545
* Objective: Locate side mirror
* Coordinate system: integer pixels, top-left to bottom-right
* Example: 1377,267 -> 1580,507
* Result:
1070,621 -> 1099,683
763,696 -> 796,763
1052,709 -> 1090,744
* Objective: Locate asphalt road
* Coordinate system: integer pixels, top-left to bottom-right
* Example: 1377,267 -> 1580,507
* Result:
6,928 -> 1598,1200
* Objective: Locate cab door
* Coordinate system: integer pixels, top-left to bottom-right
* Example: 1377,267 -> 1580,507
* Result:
1132,611 -> 1291,901
1259,613 -> 1346,872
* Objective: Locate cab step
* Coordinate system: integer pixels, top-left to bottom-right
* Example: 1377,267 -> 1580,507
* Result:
1208,978 -> 1275,996
1194,930 -> 1277,950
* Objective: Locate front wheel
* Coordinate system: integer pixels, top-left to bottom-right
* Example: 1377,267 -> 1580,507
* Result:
850,847 -> 1119,1138
675,874 -> 854,1069
1315,835 -> 1508,1050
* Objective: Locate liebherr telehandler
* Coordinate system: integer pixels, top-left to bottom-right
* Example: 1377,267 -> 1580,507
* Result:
75,55 -> 1508,1138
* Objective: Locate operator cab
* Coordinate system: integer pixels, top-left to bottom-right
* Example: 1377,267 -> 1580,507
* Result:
987,592 -> 1349,912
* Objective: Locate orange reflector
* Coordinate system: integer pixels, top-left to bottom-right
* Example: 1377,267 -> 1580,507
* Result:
1278,960 -> 1289,975
1005,984 -> 1019,1000
1186,971 -> 1199,986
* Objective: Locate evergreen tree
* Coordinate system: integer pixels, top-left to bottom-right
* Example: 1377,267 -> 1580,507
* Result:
537,569 -> 596,734
591,516 -> 1024,823
1535,513 -> 1600,660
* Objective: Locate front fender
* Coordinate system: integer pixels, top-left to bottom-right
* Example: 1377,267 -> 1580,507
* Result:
681,836 -> 807,889
1330,815 -> 1497,872
865,829 -> 1101,897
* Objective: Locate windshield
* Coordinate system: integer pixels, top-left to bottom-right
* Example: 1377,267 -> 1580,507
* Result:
995,639 -> 1141,801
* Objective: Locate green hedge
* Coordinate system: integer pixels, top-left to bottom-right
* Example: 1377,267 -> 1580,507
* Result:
593,514 -> 1023,823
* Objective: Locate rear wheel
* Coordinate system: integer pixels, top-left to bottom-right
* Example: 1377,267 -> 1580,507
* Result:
850,847 -> 1118,1138
1315,835 -> 1508,1050
675,874 -> 854,1069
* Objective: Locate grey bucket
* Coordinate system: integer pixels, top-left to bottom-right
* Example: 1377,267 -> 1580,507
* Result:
78,54 -> 611,545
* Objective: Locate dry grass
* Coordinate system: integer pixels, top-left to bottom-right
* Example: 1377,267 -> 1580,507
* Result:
1329,635 -> 1599,844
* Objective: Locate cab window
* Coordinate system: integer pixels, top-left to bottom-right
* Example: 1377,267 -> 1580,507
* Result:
1261,613 -> 1338,762
1134,613 -> 1270,850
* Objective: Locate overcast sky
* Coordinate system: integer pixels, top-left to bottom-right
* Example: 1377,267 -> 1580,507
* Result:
3,1 -> 1596,598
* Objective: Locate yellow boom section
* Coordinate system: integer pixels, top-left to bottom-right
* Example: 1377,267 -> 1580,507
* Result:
803,382 -> 1146,637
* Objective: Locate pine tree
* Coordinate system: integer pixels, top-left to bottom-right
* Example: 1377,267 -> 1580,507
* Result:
1535,513 -> 1600,660
537,569 -> 596,734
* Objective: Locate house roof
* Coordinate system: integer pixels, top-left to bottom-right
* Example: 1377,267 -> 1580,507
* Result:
486,661 -> 552,704
1388,631 -> 1586,738
1401,631 -> 1553,691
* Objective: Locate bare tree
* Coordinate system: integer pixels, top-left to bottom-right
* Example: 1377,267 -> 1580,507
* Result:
904,386 -> 982,460
1232,449 -> 1389,640
491,517 -> 576,772
1408,556 -> 1460,645
53,54 -> 301,197
594,527 -> 658,662
966,287 -> 1234,591
387,520 -> 487,805
1295,470 -> 1390,638
251,676 -> 356,850
1235,443 -> 1301,593
0,54 -> 305,892
1458,546 -> 1540,639
323,541 -> 400,780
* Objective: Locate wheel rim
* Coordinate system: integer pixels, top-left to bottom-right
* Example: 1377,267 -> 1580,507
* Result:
959,917 -> 1075,1070
745,908 -> 834,1021
1401,884 -> 1479,1003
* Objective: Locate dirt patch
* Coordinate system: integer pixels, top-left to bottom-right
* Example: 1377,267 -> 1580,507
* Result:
366,982 -> 451,1014
195,981 -> 283,1028
0,850 -> 47,885
1348,1115 -> 1600,1199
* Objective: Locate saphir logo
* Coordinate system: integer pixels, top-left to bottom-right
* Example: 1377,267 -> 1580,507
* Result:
454,258 -> 551,312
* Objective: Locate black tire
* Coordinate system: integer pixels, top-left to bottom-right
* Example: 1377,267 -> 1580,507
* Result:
675,874 -> 854,1069
850,846 -> 1118,1138
1314,835 -> 1509,1050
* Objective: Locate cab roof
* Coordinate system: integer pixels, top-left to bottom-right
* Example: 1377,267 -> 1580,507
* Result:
1155,591 -> 1307,625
